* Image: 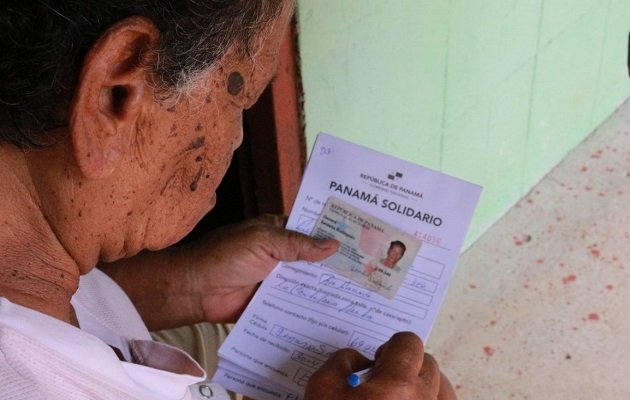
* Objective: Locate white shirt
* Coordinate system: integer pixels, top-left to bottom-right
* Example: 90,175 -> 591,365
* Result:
0,269 -> 227,399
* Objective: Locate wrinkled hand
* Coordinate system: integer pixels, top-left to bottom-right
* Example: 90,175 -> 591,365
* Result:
305,332 -> 457,400
179,215 -> 339,323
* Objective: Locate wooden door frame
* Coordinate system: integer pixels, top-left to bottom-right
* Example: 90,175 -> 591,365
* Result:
240,16 -> 306,217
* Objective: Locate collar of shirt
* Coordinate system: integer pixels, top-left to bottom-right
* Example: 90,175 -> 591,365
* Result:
0,297 -> 205,399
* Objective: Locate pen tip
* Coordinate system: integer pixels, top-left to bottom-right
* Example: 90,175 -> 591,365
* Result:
347,374 -> 360,387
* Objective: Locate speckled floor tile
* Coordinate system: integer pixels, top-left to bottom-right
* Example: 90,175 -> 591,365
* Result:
427,97 -> 630,399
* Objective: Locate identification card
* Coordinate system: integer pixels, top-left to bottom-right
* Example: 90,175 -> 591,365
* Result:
312,196 -> 422,299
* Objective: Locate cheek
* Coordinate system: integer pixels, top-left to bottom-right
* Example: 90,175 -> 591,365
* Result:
159,109 -> 242,200
201,118 -> 243,185
200,144 -> 234,191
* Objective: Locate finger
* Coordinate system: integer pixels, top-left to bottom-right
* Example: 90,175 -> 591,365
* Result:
372,332 -> 424,383
268,228 -> 339,262
437,371 -> 458,400
306,348 -> 371,396
321,347 -> 372,376
418,353 -> 441,398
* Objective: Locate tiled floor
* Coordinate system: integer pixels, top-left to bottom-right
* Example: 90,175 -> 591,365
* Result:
427,98 -> 630,399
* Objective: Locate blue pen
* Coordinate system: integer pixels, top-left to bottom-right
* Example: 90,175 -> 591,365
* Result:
347,367 -> 373,387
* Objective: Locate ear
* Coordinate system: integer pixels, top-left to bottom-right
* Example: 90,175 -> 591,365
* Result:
69,17 -> 159,179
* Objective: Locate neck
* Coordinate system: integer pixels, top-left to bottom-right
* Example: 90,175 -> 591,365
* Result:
0,145 -> 80,325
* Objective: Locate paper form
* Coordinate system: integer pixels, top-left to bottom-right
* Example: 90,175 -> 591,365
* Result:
213,133 -> 482,398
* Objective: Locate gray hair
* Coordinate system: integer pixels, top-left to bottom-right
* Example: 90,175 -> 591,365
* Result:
0,0 -> 285,148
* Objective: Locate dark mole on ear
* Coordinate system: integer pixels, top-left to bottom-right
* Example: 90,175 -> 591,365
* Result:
227,71 -> 244,95
166,106 -> 176,112
195,122 -> 203,131
195,156 -> 203,162
185,136 -> 205,151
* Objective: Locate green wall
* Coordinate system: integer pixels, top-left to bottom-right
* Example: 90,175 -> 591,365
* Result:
296,0 -> 630,247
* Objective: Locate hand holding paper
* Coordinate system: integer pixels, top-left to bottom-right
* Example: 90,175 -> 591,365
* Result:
177,215 -> 339,324
213,133 -> 481,399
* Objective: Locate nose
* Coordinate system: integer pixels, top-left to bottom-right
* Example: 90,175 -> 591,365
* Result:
233,126 -> 244,151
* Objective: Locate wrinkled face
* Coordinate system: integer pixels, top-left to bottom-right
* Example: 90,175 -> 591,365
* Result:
383,244 -> 405,268
131,3 -> 292,251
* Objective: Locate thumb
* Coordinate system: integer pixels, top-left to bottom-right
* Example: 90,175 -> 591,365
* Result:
269,229 -> 339,262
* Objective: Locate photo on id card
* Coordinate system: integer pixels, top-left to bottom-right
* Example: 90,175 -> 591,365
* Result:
311,197 -> 422,299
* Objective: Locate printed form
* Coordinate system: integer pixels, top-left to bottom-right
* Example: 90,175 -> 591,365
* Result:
213,133 -> 482,399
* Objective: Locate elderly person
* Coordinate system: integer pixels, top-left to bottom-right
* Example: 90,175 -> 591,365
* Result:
0,1 -> 455,399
